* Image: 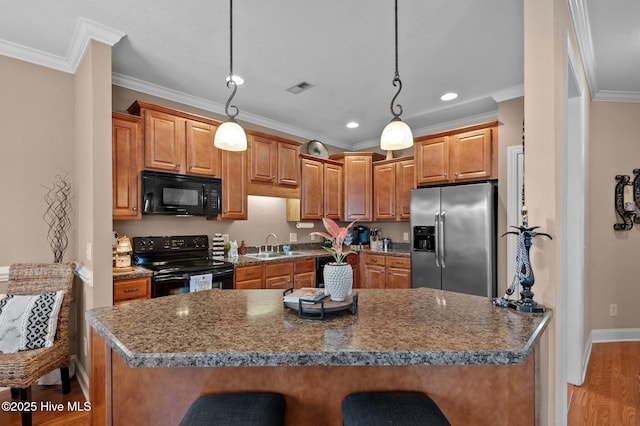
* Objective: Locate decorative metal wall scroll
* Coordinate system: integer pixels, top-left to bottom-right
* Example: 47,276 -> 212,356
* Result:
613,169 -> 640,231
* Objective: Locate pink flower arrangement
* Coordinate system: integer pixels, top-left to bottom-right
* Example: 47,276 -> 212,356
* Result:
310,218 -> 356,264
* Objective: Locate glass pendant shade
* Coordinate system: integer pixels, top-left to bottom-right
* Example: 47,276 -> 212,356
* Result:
380,118 -> 413,150
214,120 -> 247,151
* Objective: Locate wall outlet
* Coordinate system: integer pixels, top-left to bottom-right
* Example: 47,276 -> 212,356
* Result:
403,232 -> 409,241
290,233 -> 297,243
222,234 -> 229,244
609,304 -> 618,317
310,234 -> 316,241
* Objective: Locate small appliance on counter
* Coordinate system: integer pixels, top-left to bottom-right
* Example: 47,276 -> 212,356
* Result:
113,235 -> 133,271
352,225 -> 369,247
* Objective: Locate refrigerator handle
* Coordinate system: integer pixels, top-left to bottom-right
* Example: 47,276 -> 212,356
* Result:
440,210 -> 446,268
434,211 -> 441,268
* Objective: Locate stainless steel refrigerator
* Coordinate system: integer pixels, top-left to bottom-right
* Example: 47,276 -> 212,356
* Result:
410,182 -> 497,297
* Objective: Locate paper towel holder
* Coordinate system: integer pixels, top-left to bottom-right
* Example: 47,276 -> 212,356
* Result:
296,222 -> 314,229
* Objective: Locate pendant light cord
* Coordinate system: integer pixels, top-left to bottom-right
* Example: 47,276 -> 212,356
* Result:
389,0 -> 403,120
224,0 -> 240,120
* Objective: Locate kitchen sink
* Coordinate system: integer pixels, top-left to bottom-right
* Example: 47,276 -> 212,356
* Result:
244,251 -> 311,260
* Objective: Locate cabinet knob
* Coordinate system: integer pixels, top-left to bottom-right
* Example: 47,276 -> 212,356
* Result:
271,176 -> 276,179
188,164 -> 193,169
175,163 -> 181,169
132,207 -> 137,211
454,172 -> 458,177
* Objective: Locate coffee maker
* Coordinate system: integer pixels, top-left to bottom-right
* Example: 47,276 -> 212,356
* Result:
352,225 -> 369,246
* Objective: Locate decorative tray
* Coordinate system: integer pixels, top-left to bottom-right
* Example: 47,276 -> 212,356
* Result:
284,292 -> 358,320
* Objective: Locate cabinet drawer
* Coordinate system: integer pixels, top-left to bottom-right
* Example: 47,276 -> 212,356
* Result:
235,265 -> 263,281
294,259 -> 315,274
265,262 -> 293,277
387,256 -> 410,269
363,254 -> 386,266
235,279 -> 263,289
114,277 -> 150,303
265,275 -> 291,289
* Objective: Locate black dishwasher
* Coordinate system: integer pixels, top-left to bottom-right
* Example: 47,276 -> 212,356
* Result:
314,255 -> 335,288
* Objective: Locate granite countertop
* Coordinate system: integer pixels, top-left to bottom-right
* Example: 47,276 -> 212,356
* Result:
112,266 -> 153,281
86,288 -> 551,369
228,247 -> 410,266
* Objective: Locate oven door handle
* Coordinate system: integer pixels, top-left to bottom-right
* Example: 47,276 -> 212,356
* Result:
153,274 -> 187,282
212,268 -> 234,277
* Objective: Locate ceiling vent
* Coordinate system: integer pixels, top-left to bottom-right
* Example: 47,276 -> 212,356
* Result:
287,81 -> 313,94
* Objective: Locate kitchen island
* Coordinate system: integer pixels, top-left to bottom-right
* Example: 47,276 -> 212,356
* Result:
87,288 -> 551,425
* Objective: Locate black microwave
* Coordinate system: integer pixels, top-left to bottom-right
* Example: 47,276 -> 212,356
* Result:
141,170 -> 222,216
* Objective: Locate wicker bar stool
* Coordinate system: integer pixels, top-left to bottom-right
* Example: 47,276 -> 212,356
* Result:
0,263 -> 75,426
342,391 -> 451,426
179,392 -> 286,426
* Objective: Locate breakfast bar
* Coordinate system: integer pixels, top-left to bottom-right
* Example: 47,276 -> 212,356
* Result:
86,288 -> 551,425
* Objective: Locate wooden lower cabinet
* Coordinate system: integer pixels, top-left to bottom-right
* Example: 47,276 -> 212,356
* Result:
293,259 -> 315,288
234,265 -> 263,289
113,277 -> 151,304
235,259 -> 316,290
360,254 -> 410,289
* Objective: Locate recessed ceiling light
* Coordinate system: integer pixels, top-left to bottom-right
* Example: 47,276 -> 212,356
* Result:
346,122 -> 359,129
226,74 -> 245,85
441,92 -> 458,101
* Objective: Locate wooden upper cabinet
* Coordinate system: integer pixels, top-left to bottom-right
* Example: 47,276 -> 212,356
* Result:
219,149 -> 247,220
112,113 -> 143,220
185,120 -> 220,177
323,162 -> 343,220
143,108 -> 184,173
247,132 -> 301,198
415,136 -> 448,185
331,153 -> 384,221
300,157 -> 324,220
277,142 -> 300,186
415,121 -> 497,186
127,100 -> 221,177
373,157 -> 415,221
450,128 -> 493,182
299,155 -> 343,221
249,134 -> 276,183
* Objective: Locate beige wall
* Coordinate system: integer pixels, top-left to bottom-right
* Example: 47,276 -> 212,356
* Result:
0,55 -> 76,272
588,101 -> 640,329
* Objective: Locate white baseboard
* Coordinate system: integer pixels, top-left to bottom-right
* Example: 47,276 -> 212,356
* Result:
74,356 -> 90,402
582,328 -> 640,382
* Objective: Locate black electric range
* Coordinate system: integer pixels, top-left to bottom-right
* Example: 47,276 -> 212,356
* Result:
132,235 -> 234,297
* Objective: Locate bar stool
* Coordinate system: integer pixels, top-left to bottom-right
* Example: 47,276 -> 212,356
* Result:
342,391 -> 451,426
179,392 -> 285,426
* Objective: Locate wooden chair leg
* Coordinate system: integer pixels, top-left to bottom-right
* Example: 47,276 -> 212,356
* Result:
10,387 -> 19,399
19,387 -> 32,426
61,366 -> 71,394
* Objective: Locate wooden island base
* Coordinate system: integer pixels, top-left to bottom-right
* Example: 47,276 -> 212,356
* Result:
91,330 -> 536,426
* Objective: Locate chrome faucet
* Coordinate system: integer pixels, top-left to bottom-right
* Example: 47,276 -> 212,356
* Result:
264,233 -> 278,253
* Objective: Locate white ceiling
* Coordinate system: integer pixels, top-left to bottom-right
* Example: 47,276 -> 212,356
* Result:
0,1 -> 637,150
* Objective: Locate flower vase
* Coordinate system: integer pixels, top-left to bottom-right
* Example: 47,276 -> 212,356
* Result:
323,263 -> 353,302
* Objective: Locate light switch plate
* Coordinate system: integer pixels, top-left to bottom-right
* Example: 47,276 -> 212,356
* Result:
290,233 -> 297,243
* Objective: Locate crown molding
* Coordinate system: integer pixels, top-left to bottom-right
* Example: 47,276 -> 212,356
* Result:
0,17 -> 123,74
566,0 -> 599,98
491,85 -> 524,103
593,90 -> 640,102
112,72 -> 350,149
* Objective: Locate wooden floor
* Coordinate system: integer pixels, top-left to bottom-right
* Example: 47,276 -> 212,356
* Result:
0,377 -> 89,426
568,341 -> 639,426
0,343 -> 635,425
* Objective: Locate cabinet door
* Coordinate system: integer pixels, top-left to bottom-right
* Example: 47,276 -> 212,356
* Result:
324,162 -> 343,220
344,155 -> 373,221
265,262 -> 293,289
373,163 -> 396,221
450,128 -> 493,182
300,158 -> 324,220
277,142 -> 300,186
362,264 -> 386,289
294,271 -> 315,289
386,267 -> 411,288
185,120 -> 220,177
220,149 -> 247,220
144,109 -> 184,173
235,265 -> 263,289
112,114 -> 142,220
415,136 -> 448,185
249,135 -> 276,183
396,160 -> 415,221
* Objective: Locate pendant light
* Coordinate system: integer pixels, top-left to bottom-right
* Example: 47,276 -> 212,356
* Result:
380,0 -> 413,151
214,0 -> 247,151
